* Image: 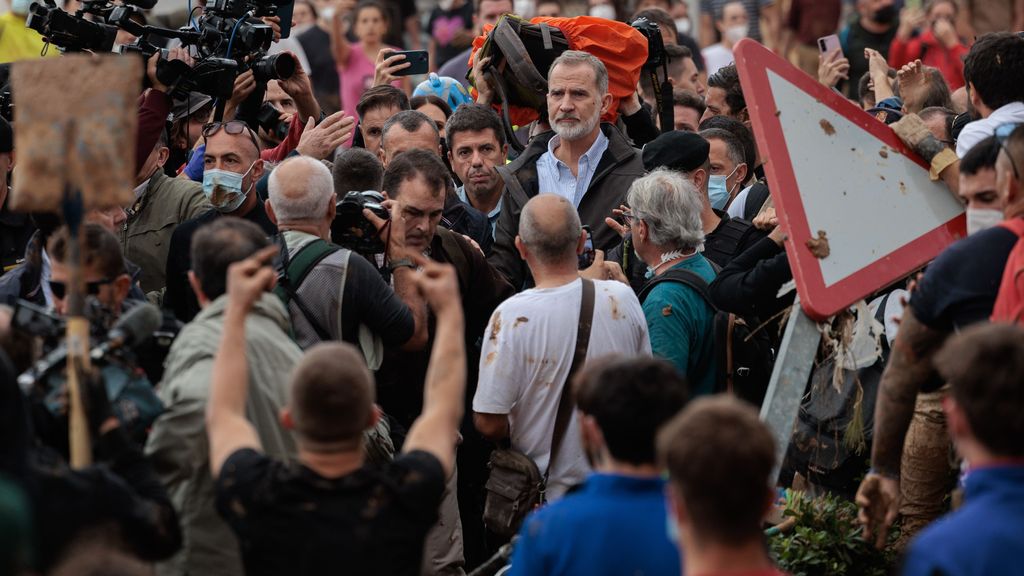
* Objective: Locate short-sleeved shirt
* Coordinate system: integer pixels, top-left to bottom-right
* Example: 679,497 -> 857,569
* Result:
427,2 -> 475,68
474,278 -> 652,499
642,255 -> 718,396
911,225 -> 1018,332
700,0 -> 774,44
215,448 -> 446,576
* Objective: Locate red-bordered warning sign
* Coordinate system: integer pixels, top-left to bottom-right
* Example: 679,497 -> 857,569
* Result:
733,39 -> 966,321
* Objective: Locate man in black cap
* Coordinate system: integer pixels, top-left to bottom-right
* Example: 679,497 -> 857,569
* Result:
609,131 -> 763,291
166,93 -> 215,177
0,117 -> 33,278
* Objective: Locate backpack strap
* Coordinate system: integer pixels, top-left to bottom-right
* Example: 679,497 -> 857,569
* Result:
543,278 -> 595,499
273,236 -> 342,342
638,267 -> 720,390
743,182 -> 771,221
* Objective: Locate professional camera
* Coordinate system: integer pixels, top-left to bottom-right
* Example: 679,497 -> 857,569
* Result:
630,17 -> 667,70
630,16 -> 672,133
255,101 -> 289,141
26,0 -> 119,53
332,191 -> 389,255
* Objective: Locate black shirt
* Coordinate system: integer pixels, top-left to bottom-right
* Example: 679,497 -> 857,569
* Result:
911,225 -> 1018,331
215,448 -> 446,576
841,18 -> 897,99
164,203 -> 278,323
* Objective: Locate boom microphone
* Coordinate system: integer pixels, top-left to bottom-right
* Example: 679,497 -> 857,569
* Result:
90,303 -> 162,362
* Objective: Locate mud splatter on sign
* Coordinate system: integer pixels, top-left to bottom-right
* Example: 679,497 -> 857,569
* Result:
805,230 -> 831,259
819,119 -> 836,136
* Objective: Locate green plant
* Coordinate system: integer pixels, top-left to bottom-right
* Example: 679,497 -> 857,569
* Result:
769,491 -> 900,576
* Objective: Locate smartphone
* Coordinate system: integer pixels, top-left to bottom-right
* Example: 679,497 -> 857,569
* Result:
817,34 -> 841,56
578,226 -> 595,270
390,50 -> 429,76
277,0 -> 295,39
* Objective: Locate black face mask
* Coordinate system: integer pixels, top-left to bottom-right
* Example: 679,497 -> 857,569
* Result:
872,5 -> 896,24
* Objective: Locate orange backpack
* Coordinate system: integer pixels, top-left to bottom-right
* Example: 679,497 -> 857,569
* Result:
991,217 -> 1024,324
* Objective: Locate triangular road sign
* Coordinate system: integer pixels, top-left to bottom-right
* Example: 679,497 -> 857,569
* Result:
733,39 -> 965,321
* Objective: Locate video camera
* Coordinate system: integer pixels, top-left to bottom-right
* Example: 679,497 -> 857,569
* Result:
25,0 -> 295,109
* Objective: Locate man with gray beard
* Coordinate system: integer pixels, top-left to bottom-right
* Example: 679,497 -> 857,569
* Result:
487,50 -> 645,290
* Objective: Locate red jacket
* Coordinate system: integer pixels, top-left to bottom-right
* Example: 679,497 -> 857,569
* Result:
888,29 -> 968,90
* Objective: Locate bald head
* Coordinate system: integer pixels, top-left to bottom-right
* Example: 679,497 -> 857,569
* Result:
290,342 -> 376,448
268,156 -> 336,224
518,194 -> 582,265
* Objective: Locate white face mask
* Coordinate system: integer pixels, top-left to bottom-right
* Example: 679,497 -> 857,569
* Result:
319,5 -> 336,21
514,0 -> 535,18
966,207 -> 1004,236
674,17 -> 691,36
724,24 -> 748,44
589,3 -> 617,20
438,0 -> 455,10
11,0 -> 34,16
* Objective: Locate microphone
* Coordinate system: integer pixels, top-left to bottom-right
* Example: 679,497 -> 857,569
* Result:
16,304 -> 163,393
90,303 -> 162,362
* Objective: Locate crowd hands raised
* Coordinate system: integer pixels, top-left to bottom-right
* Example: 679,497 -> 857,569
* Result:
2,0 -> 1024,574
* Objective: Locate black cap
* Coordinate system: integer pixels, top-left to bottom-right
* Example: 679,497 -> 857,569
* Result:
171,93 -> 214,122
642,131 -> 710,173
0,117 -> 12,154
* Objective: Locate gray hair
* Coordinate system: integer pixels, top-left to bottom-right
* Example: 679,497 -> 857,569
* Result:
381,110 -> 440,148
627,169 -> 705,250
519,195 -> 582,264
549,50 -> 609,95
268,156 -> 335,223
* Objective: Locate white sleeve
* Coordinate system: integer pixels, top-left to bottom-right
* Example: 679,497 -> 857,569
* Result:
473,306 -> 522,415
956,122 -> 986,158
617,283 -> 653,356
728,186 -> 751,219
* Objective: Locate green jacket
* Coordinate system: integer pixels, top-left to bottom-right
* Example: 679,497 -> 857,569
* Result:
145,293 -> 299,576
121,171 -> 209,294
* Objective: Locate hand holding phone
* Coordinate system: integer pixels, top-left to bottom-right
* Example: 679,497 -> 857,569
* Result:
389,50 -> 429,77
817,34 -> 841,57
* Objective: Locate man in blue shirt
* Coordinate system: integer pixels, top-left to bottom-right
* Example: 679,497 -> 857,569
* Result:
508,356 -> 688,576
629,169 -> 718,395
902,323 -> 1024,576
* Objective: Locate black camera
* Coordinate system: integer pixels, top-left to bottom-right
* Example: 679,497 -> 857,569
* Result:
26,0 -> 118,53
332,191 -> 389,255
255,101 -> 289,141
631,17 -> 666,71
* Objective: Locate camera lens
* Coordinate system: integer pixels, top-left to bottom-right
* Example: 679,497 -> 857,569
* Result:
252,52 -> 296,82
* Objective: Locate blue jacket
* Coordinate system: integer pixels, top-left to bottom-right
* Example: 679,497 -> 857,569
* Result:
903,465 -> 1024,576
508,473 -> 680,576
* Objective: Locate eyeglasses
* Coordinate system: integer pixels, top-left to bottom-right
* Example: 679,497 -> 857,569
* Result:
48,278 -> 112,300
202,121 -> 261,154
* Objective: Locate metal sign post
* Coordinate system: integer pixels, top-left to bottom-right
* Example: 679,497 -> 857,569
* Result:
760,297 -> 821,482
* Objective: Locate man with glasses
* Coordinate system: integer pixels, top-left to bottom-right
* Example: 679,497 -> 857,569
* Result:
856,123 -> 1024,547
164,121 -> 276,323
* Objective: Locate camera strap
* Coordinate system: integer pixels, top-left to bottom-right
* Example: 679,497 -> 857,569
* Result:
272,234 -> 340,343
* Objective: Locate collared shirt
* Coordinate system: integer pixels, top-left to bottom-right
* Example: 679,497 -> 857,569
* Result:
456,185 -> 501,239
536,129 -> 609,208
957,102 -> 1024,158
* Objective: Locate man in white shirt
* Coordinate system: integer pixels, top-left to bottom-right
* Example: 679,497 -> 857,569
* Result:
956,33 -> 1024,157
473,194 -> 652,500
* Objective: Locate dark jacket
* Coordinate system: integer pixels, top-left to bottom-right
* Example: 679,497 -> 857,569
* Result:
489,124 -> 645,289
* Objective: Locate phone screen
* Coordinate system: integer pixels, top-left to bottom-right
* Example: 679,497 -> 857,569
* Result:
578,226 -> 595,270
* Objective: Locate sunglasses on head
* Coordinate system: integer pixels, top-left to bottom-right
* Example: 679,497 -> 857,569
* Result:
202,121 -> 261,153
995,122 -> 1023,180
48,278 -> 112,300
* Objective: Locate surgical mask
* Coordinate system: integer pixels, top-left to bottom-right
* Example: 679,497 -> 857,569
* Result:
11,0 -> 33,15
674,17 -> 691,36
514,0 -> 535,18
872,5 -> 896,24
319,5 -> 335,21
438,0 -> 455,10
966,208 -> 1003,236
708,164 -> 742,210
724,24 -> 748,44
589,4 -> 616,20
202,162 -> 255,213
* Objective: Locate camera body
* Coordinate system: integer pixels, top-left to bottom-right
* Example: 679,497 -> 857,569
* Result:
631,17 -> 666,71
332,191 -> 389,255
26,0 -> 118,53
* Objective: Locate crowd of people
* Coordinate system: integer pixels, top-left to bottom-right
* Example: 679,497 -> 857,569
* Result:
1,0 -> 1024,574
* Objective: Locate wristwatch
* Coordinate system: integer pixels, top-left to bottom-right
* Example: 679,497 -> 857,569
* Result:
387,258 -> 416,273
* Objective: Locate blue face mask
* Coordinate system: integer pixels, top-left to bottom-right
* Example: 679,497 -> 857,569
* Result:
707,164 -> 743,211
202,162 -> 255,213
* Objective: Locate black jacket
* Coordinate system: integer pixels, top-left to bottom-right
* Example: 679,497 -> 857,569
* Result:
489,124 -> 645,289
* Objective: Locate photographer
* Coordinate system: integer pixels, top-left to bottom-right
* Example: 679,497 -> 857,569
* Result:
266,155 -> 429,354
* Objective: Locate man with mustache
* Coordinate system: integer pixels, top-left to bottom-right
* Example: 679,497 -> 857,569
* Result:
488,50 -> 645,290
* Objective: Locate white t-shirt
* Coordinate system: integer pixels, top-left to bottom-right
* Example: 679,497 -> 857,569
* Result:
702,43 -> 735,77
473,278 -> 652,500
